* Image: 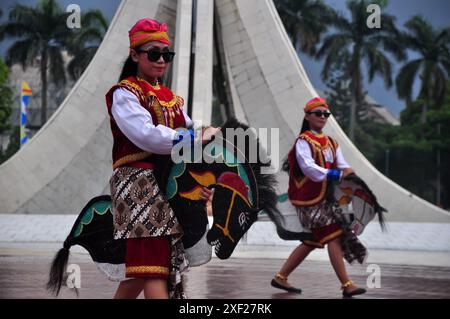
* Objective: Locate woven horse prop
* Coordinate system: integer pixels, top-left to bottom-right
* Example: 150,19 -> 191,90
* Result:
47,118 -> 279,295
266,158 -> 387,245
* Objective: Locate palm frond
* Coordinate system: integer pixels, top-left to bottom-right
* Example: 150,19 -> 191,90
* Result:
82,9 -> 108,31
5,38 -> 38,69
67,47 -> 97,80
316,33 -> 351,80
405,16 -> 435,49
275,0 -> 334,55
0,21 -> 35,38
399,16 -> 450,111
395,58 -> 423,101
374,34 -> 407,61
365,45 -> 392,87
440,55 -> 450,78
431,65 -> 448,106
9,5 -> 39,26
48,46 -> 66,86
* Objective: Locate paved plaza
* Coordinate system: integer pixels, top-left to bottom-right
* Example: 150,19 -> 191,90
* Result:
1,243 -> 449,299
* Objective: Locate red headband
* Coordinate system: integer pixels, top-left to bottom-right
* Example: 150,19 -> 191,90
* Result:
129,19 -> 171,48
304,97 -> 329,112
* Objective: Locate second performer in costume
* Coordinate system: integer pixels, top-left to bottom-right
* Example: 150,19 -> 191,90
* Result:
271,97 -> 367,297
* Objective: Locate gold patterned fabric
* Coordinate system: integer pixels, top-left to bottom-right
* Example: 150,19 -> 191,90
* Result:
297,201 -> 367,264
110,167 -> 183,240
110,167 -> 188,298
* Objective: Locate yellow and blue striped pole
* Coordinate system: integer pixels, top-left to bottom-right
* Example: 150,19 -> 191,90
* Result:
20,81 -> 32,147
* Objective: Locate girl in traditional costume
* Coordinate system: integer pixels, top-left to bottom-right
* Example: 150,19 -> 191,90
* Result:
105,18 -> 211,299
270,97 -> 367,297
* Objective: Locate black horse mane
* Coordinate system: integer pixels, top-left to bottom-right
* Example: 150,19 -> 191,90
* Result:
342,173 -> 387,230
219,118 -> 280,222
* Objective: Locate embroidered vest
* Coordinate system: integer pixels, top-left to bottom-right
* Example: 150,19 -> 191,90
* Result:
287,130 -> 338,207
105,76 -> 186,169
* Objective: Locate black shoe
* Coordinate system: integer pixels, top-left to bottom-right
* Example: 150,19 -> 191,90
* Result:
271,279 -> 302,294
342,287 -> 367,298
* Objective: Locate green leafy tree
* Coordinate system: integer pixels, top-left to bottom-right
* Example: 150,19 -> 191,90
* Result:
316,0 -> 405,141
325,56 -> 353,132
367,82 -> 450,208
395,16 -> 450,124
274,0 -> 336,55
66,10 -> 108,80
325,58 -> 383,164
0,126 -> 20,164
0,59 -> 13,135
0,0 -> 72,126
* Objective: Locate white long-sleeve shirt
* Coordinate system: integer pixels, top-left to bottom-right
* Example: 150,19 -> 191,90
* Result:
111,88 -> 193,155
295,138 -> 350,182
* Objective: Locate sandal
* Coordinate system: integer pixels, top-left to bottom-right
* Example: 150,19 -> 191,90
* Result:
270,273 -> 302,294
341,280 -> 366,298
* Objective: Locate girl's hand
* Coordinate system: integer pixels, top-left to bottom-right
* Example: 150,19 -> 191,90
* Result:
201,126 -> 221,144
200,187 -> 215,216
342,168 -> 355,178
200,187 -> 214,201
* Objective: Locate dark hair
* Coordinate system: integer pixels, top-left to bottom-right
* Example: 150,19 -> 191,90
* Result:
300,118 -> 310,133
282,116 -> 310,173
119,56 -> 138,81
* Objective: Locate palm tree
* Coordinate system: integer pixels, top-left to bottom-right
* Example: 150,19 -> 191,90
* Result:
274,0 -> 336,55
395,16 -> 450,124
66,10 -> 108,80
0,0 -> 72,126
0,58 -> 13,135
316,0 -> 405,140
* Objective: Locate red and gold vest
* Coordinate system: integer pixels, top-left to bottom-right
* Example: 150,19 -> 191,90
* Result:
105,76 -> 186,169
287,130 -> 338,207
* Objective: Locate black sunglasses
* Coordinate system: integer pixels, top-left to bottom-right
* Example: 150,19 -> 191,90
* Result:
135,49 -> 176,63
307,111 -> 331,118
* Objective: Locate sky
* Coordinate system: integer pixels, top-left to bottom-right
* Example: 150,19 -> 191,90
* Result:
0,0 -> 120,20
1,0 -> 449,117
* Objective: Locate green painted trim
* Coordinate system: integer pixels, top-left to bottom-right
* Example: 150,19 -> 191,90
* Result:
74,201 -> 111,237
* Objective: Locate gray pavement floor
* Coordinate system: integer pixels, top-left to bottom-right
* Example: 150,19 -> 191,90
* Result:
1,243 -> 450,299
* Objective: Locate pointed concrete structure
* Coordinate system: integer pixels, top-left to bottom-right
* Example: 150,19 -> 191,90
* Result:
0,0 -> 448,225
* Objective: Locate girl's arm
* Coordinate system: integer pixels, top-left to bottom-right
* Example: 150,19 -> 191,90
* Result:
111,88 -> 187,154
182,109 -> 194,128
336,146 -> 354,177
295,139 -> 342,182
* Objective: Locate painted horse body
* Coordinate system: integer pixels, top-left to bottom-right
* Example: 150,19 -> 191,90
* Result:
47,118 -> 279,295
